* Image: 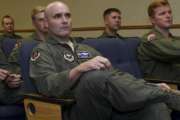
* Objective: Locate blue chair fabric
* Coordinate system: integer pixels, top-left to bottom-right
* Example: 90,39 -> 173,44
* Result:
1,38 -> 17,57
19,40 -> 38,93
82,37 -> 142,78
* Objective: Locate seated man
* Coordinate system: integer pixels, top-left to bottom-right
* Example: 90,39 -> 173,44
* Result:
138,0 -> 180,82
99,8 -> 123,39
30,1 -> 180,120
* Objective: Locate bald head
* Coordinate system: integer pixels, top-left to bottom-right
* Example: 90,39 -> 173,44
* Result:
45,1 -> 70,19
45,1 -> 72,38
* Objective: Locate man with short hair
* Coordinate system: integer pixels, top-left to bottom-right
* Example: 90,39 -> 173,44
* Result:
28,6 -> 48,42
1,15 -> 22,39
138,0 -> 180,82
0,15 -> 22,62
9,6 -> 48,67
30,1 -> 180,120
99,8 -> 123,38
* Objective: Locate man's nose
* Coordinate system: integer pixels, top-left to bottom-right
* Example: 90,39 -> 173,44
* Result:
62,16 -> 68,23
166,12 -> 172,18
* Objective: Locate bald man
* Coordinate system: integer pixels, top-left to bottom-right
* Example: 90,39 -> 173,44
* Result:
30,1 -> 180,120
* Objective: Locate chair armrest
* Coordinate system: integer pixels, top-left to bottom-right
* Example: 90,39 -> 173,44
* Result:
24,93 -> 76,106
144,77 -> 180,90
144,78 -> 180,85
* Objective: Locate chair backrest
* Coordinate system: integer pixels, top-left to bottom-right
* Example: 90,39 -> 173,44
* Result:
19,40 -> 38,93
1,38 -> 17,57
82,37 -> 142,78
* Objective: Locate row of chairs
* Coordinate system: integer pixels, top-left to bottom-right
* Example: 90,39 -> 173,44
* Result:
0,37 -> 179,120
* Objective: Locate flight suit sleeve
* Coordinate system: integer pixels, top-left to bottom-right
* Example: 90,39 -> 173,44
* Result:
30,47 -> 78,98
0,40 -> 24,104
139,36 -> 180,62
8,47 -> 21,73
0,40 -> 10,69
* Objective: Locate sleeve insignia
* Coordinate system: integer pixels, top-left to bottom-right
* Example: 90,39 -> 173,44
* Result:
31,51 -> 40,61
147,33 -> 156,42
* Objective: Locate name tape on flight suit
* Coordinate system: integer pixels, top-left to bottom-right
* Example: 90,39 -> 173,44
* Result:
77,51 -> 91,59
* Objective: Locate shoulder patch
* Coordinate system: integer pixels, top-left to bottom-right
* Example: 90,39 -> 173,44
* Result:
31,51 -> 40,61
147,33 -> 156,42
14,40 -> 22,49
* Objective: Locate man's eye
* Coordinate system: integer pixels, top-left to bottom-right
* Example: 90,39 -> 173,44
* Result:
65,13 -> 71,18
54,14 -> 62,19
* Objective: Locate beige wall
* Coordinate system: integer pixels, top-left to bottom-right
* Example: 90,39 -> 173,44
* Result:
0,0 -> 180,37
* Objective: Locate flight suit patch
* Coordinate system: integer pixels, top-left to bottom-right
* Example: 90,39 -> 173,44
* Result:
15,40 -> 22,49
147,33 -> 156,42
31,51 -> 40,61
77,51 -> 91,59
64,52 -> 74,62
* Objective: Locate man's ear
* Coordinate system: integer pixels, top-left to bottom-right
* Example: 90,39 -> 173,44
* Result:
149,16 -> 155,25
44,19 -> 48,28
104,16 -> 109,26
32,20 -> 35,26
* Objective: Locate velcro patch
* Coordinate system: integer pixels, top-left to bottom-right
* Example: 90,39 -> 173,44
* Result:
77,51 -> 91,59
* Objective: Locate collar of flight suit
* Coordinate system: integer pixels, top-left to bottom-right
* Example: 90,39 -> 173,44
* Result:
99,31 -> 124,39
150,28 -> 174,39
30,32 -> 46,42
2,32 -> 21,39
46,34 -> 78,52
147,28 -> 180,42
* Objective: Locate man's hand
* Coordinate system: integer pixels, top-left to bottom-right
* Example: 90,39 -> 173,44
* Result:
69,56 -> 112,80
156,83 -> 171,92
78,56 -> 112,72
0,69 -> 10,80
5,74 -> 23,88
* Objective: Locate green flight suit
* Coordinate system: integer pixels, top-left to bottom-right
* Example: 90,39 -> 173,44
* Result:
0,33 -> 24,104
98,32 -> 124,39
0,32 -> 22,73
0,46 -> 24,104
26,32 -> 45,43
138,28 -> 180,82
0,33 -> 22,40
8,32 -> 45,71
6,32 -> 45,103
30,34 -> 180,120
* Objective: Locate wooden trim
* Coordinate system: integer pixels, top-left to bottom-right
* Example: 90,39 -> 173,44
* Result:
1,24 -> 180,33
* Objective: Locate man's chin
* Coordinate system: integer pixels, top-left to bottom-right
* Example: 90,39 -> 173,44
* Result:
7,30 -> 13,33
58,33 -> 71,38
